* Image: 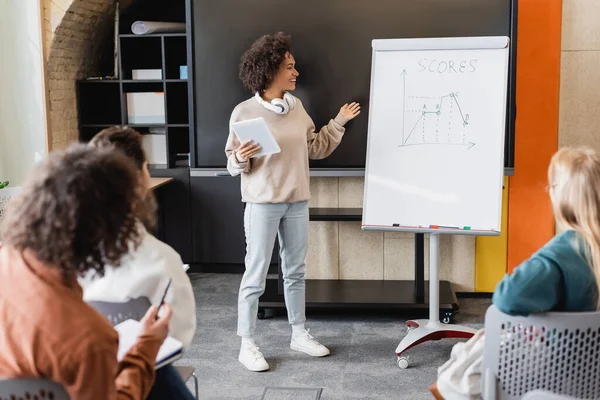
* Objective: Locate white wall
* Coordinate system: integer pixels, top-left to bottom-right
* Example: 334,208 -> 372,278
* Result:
0,0 -> 48,186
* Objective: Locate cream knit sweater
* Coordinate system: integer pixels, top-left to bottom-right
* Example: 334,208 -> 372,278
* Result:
225,96 -> 348,203
79,225 -> 196,351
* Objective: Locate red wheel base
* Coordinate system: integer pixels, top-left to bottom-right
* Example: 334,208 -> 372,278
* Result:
396,319 -> 476,356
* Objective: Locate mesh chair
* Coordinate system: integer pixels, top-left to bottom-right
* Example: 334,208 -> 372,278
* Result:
0,187 -> 20,243
0,378 -> 69,399
88,297 -> 198,399
482,305 -> 600,400
522,390 -> 580,400
0,187 -> 20,221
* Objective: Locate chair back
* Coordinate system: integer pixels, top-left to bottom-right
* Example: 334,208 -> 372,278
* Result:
0,378 -> 69,400
483,305 -> 600,400
0,187 -> 21,223
522,390 -> 580,400
88,297 -> 151,325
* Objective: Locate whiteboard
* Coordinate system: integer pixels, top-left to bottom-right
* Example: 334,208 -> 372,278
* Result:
362,37 -> 510,235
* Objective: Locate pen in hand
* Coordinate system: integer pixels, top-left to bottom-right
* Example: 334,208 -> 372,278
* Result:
155,278 -> 172,321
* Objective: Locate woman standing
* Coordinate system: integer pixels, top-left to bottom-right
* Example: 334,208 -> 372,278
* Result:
225,32 -> 360,372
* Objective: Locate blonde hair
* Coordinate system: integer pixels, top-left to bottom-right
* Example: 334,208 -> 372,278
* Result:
549,147 -> 600,308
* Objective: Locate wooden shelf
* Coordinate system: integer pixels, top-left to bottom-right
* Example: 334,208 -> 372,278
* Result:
309,207 -> 362,221
127,123 -> 166,128
78,79 -> 119,84
80,124 -> 189,132
120,33 -> 187,38
122,79 -> 163,83
119,79 -> 188,83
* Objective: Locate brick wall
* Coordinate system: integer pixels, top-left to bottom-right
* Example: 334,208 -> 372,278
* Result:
43,0 -> 134,150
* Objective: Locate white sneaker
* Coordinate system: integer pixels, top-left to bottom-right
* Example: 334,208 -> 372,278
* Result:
239,343 -> 270,372
290,329 -> 330,357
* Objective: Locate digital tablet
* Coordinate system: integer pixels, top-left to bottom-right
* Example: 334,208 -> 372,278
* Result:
231,117 -> 281,157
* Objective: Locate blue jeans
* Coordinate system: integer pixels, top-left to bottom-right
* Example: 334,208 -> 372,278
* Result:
147,364 -> 195,400
237,201 -> 309,337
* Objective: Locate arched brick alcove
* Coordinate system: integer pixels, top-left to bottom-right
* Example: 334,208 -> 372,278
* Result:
44,0 -> 135,150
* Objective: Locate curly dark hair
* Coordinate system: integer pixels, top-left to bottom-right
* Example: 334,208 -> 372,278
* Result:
89,126 -> 146,171
239,32 -> 292,93
0,143 -> 156,280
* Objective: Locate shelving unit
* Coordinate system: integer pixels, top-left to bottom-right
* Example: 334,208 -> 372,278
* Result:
258,208 -> 460,323
76,0 -> 194,169
119,33 -> 187,38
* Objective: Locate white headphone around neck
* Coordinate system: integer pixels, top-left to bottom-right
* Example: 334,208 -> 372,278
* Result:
254,92 -> 296,115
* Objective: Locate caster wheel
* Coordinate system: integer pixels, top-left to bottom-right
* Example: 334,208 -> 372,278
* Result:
397,356 -> 409,369
442,313 -> 454,324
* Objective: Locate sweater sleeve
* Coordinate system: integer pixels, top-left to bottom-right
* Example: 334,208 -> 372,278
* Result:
492,255 -> 562,316
68,337 -> 160,400
114,335 -> 162,400
306,112 -> 348,160
225,112 -> 250,176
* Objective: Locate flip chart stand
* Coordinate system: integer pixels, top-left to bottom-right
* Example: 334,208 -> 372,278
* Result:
394,233 -> 477,369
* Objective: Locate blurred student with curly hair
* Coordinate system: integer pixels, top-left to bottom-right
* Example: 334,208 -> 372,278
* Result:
0,144 -> 171,399
225,32 -> 361,371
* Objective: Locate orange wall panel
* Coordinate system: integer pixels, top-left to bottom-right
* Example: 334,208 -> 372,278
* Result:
507,0 -> 561,272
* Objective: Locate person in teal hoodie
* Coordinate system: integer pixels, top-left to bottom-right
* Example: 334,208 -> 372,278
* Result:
493,146 -> 599,314
431,146 -> 600,400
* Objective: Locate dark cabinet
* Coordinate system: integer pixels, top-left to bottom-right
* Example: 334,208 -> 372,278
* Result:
190,171 -> 279,268
150,168 -> 193,263
190,173 -> 246,265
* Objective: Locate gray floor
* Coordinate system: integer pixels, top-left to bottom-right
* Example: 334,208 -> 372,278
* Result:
178,273 -> 491,400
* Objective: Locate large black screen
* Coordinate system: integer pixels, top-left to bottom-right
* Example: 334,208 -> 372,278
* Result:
192,0 -> 516,169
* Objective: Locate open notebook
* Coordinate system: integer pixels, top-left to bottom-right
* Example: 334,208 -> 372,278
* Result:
115,319 -> 183,369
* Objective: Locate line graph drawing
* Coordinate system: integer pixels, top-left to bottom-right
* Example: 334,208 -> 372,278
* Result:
399,70 -> 475,149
